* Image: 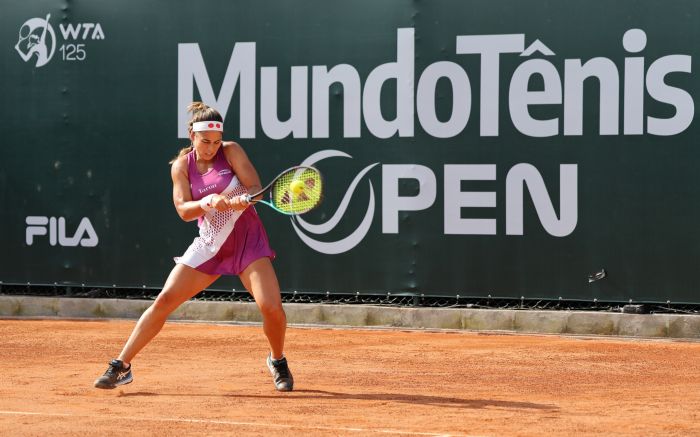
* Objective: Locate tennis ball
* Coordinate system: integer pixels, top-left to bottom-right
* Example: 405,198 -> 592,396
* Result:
290,180 -> 305,195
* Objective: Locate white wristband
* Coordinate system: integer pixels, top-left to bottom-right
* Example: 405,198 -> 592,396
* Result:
200,194 -> 216,212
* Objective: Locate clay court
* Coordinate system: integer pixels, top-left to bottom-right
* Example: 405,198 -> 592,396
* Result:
2,319 -> 700,436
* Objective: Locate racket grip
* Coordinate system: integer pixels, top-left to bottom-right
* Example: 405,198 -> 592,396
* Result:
240,194 -> 252,205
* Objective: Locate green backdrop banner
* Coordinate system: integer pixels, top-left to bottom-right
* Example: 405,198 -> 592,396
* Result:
1,0 -> 698,302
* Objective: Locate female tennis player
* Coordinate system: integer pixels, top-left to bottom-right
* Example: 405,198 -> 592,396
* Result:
94,102 -> 293,391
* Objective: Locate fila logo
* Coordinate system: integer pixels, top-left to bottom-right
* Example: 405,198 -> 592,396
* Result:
25,216 -> 99,247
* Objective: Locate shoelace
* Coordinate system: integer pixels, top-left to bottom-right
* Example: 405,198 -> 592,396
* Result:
103,364 -> 119,378
273,361 -> 290,379
104,362 -> 129,379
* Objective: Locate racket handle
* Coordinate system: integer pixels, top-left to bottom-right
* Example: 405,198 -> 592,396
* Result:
241,194 -> 252,205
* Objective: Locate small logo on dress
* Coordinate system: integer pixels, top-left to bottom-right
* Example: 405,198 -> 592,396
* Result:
198,184 -> 217,194
218,169 -> 232,176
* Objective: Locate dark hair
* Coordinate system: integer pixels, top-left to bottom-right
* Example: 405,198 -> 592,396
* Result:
169,102 -> 224,164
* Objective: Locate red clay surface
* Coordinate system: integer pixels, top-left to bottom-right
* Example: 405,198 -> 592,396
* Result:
1,319 -> 700,436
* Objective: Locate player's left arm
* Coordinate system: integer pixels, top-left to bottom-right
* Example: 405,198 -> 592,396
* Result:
222,141 -> 263,206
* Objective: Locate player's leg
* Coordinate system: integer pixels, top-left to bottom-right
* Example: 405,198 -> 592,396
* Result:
119,264 -> 220,363
94,264 -> 219,389
240,257 -> 286,358
240,257 -> 293,391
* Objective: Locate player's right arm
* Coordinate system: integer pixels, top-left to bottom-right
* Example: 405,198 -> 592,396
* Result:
171,156 -> 229,221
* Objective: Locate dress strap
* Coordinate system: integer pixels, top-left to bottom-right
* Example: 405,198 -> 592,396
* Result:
215,146 -> 228,168
187,148 -> 198,177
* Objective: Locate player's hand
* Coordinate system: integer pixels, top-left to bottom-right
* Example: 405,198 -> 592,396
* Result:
211,195 -> 231,212
228,194 -> 249,211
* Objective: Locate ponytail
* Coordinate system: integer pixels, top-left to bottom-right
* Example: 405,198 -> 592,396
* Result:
169,145 -> 194,164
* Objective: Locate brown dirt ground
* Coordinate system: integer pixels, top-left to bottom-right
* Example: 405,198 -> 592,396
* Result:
1,319 -> 700,436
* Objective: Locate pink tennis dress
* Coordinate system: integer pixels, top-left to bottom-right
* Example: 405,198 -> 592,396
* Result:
174,147 -> 275,275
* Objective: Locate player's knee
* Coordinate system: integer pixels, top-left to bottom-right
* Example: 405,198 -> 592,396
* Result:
152,292 -> 177,315
259,301 -> 285,321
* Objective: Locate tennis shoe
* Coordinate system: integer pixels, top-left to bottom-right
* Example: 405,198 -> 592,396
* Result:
94,359 -> 133,389
267,354 -> 294,391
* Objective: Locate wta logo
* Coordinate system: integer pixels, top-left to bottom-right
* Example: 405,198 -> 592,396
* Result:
16,13 -> 105,67
15,14 -> 56,68
292,150 -> 379,255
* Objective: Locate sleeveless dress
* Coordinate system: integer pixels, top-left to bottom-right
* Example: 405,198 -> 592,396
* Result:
174,147 -> 275,275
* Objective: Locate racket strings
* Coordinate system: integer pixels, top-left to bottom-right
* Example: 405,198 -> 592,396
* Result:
271,167 -> 322,214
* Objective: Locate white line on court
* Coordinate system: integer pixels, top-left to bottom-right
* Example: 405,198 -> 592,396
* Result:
0,410 -> 479,437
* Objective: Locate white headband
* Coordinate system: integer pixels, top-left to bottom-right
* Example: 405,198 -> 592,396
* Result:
192,121 -> 224,132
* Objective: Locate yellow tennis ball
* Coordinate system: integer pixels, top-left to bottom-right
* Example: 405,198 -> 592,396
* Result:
290,180 -> 305,195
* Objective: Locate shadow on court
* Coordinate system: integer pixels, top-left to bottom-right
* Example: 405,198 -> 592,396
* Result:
117,389 -> 558,411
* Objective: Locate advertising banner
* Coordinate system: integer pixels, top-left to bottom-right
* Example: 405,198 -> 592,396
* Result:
1,0 -> 698,302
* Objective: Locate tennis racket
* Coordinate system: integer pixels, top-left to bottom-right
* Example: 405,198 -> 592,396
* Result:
243,166 -> 323,215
